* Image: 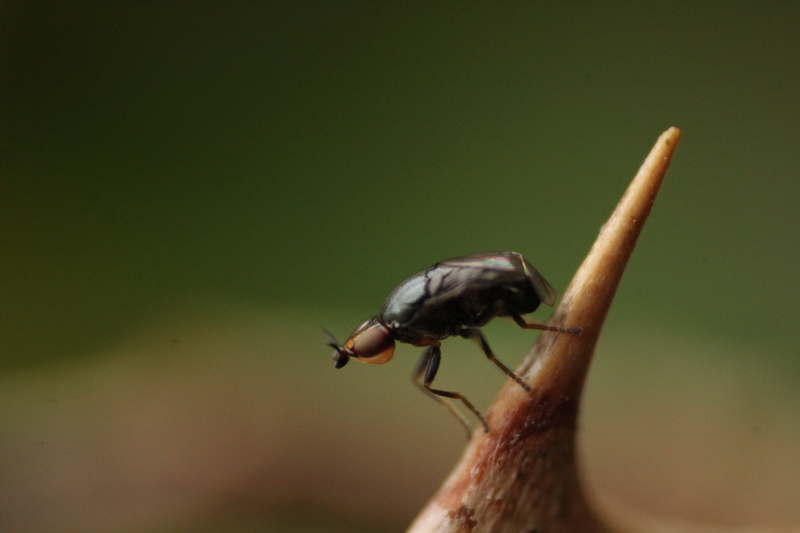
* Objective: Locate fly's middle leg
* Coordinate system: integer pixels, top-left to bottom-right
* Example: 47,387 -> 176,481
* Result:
459,327 -> 532,393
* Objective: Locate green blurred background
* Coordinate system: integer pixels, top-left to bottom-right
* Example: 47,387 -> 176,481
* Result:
2,3 -> 798,532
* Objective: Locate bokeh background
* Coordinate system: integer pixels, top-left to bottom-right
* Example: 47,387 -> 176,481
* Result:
2,3 -> 798,532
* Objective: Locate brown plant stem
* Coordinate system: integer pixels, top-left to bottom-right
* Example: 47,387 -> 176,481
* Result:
407,127 -> 682,533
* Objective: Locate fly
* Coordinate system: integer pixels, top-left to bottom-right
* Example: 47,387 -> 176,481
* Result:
323,251 -> 581,436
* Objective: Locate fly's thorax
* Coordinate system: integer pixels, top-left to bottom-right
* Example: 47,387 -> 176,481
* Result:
379,272 -> 428,326
384,320 -> 425,345
385,311 -> 460,345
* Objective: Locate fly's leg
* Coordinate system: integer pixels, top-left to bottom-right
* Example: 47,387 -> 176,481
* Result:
413,345 -> 489,437
510,313 -> 582,335
460,328 -> 532,393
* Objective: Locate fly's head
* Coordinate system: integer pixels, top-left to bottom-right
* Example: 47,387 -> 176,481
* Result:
322,318 -> 396,369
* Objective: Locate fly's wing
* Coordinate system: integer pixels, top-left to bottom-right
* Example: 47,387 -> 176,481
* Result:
422,252 -> 524,308
431,251 -> 557,307
437,252 -> 520,272
518,254 -> 557,306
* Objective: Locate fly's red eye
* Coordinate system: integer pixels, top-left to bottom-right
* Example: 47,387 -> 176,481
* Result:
348,322 -> 395,364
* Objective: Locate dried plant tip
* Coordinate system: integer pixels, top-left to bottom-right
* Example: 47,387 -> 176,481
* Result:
407,127 -> 682,533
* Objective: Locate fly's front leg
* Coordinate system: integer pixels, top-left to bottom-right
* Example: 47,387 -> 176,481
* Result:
460,327 -> 532,393
412,345 -> 489,436
510,312 -> 582,335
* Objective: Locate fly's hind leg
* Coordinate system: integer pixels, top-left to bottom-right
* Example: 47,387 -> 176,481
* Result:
413,345 -> 489,437
460,328 -> 532,393
510,313 -> 582,335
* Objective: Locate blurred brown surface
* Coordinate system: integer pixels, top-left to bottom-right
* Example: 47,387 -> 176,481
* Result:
1,308 -> 797,532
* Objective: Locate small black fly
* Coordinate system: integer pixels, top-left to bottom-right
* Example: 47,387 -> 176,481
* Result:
323,251 -> 581,436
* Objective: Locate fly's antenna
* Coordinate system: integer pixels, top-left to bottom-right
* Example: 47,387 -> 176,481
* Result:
320,327 -> 350,368
320,327 -> 339,348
